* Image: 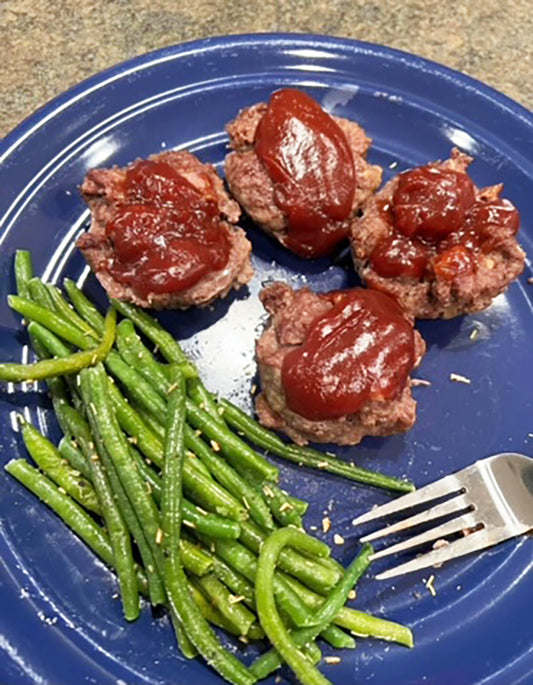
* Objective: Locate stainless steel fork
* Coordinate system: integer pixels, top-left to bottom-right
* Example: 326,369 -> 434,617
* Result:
351,452 -> 533,580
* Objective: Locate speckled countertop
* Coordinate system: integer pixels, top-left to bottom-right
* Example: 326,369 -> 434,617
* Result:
1,0 -> 531,138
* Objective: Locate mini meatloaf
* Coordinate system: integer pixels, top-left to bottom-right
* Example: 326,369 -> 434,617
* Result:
255,282 -> 425,446
350,148 -> 525,319
225,88 -> 382,259
77,150 -> 253,309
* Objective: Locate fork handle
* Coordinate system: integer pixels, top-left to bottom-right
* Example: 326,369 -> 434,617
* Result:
522,458 -> 533,496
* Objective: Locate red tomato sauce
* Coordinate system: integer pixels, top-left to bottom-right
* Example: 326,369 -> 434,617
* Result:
254,89 -> 356,258
105,159 -> 229,297
281,289 -> 416,421
369,165 -> 519,282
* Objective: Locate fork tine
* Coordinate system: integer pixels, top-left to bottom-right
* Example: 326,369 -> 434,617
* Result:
360,493 -> 472,543
369,511 -> 478,561
351,470 -> 469,527
374,527 -> 495,580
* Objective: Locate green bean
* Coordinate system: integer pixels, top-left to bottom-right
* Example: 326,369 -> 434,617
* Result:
111,320 -> 219,453
77,375 -> 165,601
185,448 -> 216,482
115,320 -> 170,390
204,551 -> 256,609
6,458 -> 144,621
205,536 -> 301,611
20,419 -> 101,514
86,431 -> 140,621
45,377 -> 76,430
24,295 -> 106,426
107,380 -> 164,467
203,538 -> 353,648
4,461 -> 208,609
26,321 -> 83,407
180,539 -> 214,577
131,403 -> 165,440
65,364 -> 233,539
5,459 -> 114,565
303,642 -> 322,667
80,366 -> 166,604
188,580 -> 241,637
28,332 -> 84,480
252,541 -> 373,682
218,398 -> 415,493
160,365 -> 197,658
170,613 -> 198,660
44,283 -> 99,340
238,520 -> 339,595
54,404 -> 95,460
0,306 -> 116,382
63,279 -> 106,334
288,495 -> 309,517
8,295 -> 92,349
259,480 -> 303,528
185,398 -> 278,483
194,573 -> 258,637
28,277 -> 56,309
134,405 -> 224,487
112,308 -> 218,428
117,396 -> 247,522
57,436 -> 93,480
166,555 -> 255,684
9,269 -> 412,668
27,321 -> 63,363
182,501 -> 241,540
28,321 -> 79,409
27,326 -> 79,426
111,300 -> 223,421
161,366 -> 255,684
182,458 -> 248,522
161,364 -> 186,549
203,536 -> 350,648
280,573 -> 413,647
111,299 -> 190,365
130,449 -> 240,539
26,320 -> 72,358
292,444 -> 415,493
184,426 -> 274,531
105,350 -> 167,418
115,319 -> 196,390
14,250 -> 33,298
255,527 -> 331,685
188,579 -> 253,638
85,364 -> 164,564
187,376 -> 224,425
129,447 -> 163,500
318,625 -> 356,650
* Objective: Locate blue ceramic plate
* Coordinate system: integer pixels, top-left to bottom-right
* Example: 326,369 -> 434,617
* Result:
0,34 -> 532,685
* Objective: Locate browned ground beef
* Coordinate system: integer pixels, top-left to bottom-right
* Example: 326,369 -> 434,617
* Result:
255,282 -> 426,446
77,150 -> 253,309
350,149 -> 526,319
224,103 -> 382,252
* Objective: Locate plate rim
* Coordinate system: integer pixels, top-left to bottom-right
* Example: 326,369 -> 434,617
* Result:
2,31 -> 532,164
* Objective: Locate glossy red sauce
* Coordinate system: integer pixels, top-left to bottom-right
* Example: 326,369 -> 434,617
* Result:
393,166 -> 476,241
105,159 -> 229,297
369,234 -> 428,279
281,289 -> 416,421
369,165 -> 520,282
254,89 -> 356,258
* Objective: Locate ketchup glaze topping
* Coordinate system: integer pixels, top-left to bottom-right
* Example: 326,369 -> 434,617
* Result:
254,89 -> 356,258
281,289 -> 416,421
369,164 -> 520,282
105,159 -> 229,298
